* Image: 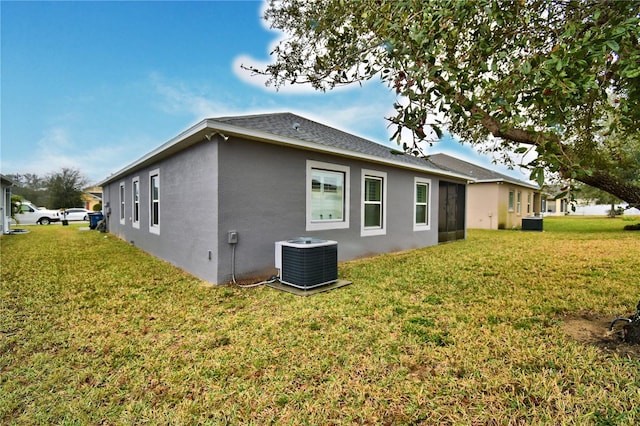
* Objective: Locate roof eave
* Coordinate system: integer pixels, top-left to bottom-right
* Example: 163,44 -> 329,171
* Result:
97,119 -> 212,186
1,174 -> 16,186
207,120 -> 474,182
473,178 -> 540,190
98,119 -> 474,186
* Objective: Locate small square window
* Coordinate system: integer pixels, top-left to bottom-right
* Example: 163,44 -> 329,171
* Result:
306,161 -> 350,231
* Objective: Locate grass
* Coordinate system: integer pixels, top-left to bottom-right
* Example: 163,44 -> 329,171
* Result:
1,217 -> 639,425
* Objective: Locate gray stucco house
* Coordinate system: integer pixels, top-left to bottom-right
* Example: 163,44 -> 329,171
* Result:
98,113 -> 470,284
1,174 -> 15,234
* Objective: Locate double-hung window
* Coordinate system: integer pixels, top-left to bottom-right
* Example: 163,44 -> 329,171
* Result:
414,177 -> 431,231
132,176 -> 140,229
149,169 -> 160,234
306,160 -> 349,231
508,190 -> 515,212
119,182 -> 125,225
361,170 -> 386,236
516,191 -> 522,215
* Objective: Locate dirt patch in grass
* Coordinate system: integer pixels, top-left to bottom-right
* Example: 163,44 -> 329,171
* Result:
560,312 -> 640,359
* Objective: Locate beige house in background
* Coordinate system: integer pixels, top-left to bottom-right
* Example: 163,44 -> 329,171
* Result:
82,186 -> 103,211
428,154 -> 541,230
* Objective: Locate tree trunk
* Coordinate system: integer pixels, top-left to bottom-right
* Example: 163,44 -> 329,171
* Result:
453,86 -> 640,207
574,169 -> 640,208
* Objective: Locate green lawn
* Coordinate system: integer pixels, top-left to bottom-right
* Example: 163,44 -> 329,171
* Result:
2,217 -> 639,425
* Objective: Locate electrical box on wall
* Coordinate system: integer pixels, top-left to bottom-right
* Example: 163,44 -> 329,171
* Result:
228,230 -> 238,244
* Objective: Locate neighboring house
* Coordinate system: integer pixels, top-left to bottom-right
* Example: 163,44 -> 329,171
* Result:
540,185 -> 570,216
82,186 -> 103,211
98,112 -> 471,285
1,174 -> 15,234
427,154 -> 541,230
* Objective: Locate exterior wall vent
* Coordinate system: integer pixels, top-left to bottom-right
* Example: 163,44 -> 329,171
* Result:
275,238 -> 338,289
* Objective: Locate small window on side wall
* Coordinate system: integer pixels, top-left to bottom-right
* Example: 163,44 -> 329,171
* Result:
132,177 -> 140,229
149,169 -> 160,235
119,182 -> 125,225
306,160 -> 350,231
414,177 -> 431,231
361,169 -> 387,236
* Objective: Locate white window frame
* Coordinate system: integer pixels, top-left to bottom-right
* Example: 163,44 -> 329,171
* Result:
361,169 -> 387,236
508,190 -> 515,212
413,177 -> 431,231
149,169 -> 160,235
516,191 -> 522,215
132,176 -> 140,229
306,160 -> 350,231
527,192 -> 532,214
119,182 -> 126,225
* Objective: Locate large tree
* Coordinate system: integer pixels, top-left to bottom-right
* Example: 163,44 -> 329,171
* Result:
7,173 -> 50,207
46,168 -> 87,209
247,0 -> 640,206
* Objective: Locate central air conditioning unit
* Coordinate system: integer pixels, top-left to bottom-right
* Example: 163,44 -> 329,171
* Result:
275,238 -> 338,289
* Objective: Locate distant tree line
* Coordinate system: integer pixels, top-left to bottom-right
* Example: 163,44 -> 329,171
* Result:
8,167 -> 88,209
574,183 -> 626,217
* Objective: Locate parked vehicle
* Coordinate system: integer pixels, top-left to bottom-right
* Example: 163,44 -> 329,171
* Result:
15,202 -> 60,225
61,208 -> 91,221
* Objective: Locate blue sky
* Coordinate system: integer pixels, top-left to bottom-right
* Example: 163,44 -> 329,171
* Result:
1,0 -> 531,185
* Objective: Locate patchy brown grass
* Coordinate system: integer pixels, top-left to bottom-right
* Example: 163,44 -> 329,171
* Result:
560,313 -> 640,359
1,217 -> 639,425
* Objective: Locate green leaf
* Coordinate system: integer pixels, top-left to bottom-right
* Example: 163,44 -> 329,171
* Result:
605,40 -> 619,52
432,125 -> 443,139
529,168 -> 545,187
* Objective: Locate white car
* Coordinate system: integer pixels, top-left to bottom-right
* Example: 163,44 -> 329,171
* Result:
61,208 -> 91,221
15,202 -> 61,225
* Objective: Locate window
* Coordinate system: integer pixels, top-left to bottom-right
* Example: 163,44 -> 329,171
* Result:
527,193 -> 532,214
516,191 -> 522,214
132,176 -> 140,229
119,182 -> 125,225
149,169 -> 160,234
414,178 -> 431,231
508,190 -> 515,212
361,170 -> 387,236
306,160 -> 349,231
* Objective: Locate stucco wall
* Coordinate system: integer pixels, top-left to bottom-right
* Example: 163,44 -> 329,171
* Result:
467,183 -> 500,229
103,135 -> 458,284
1,182 -> 11,234
104,140 -> 219,283
499,184 -> 538,229
215,137 -> 444,283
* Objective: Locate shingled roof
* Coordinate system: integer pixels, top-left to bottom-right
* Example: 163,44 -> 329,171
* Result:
212,112 -> 437,170
426,153 -> 539,189
100,112 -> 470,185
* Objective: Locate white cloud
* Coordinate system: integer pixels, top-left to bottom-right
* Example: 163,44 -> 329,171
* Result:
149,73 -> 228,120
1,125 -> 148,185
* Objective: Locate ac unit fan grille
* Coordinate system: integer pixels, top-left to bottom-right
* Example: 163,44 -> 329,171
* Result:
280,244 -> 337,289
